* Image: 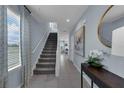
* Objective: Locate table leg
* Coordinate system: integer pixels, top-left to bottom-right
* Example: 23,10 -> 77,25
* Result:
91,80 -> 93,88
81,64 -> 83,88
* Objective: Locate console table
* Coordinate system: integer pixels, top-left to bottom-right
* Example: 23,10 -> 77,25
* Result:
81,63 -> 124,88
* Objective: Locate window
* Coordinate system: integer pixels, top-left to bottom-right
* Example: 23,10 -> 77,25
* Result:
49,22 -> 58,32
7,8 -> 21,69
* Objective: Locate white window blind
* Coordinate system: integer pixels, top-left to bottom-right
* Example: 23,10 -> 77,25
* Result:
7,8 -> 21,69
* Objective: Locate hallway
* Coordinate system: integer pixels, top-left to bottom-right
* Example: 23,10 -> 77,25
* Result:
29,54 -> 81,88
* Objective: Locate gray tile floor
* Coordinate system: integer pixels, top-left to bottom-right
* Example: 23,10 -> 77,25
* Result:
29,54 -> 81,88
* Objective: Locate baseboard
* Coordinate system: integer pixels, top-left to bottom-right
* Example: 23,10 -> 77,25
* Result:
17,83 -> 23,88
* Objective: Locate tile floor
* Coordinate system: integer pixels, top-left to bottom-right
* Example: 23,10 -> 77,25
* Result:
29,54 -> 81,88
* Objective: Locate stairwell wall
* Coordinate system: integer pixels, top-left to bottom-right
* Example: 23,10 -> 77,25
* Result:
30,16 -> 49,76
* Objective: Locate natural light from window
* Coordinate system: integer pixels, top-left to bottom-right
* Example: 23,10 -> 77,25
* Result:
49,22 -> 58,32
7,8 -> 21,69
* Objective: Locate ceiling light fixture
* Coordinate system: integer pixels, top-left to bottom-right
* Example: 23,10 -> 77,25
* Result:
66,19 -> 70,22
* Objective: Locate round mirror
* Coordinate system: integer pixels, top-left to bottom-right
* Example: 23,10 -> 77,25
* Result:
98,5 -> 124,48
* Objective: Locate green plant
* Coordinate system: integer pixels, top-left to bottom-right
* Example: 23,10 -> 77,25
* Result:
85,50 -> 104,68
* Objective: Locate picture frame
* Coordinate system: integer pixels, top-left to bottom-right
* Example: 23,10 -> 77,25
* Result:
74,25 -> 85,57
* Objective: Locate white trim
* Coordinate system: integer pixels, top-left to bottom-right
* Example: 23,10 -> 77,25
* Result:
55,32 -> 60,77
8,64 -> 21,71
32,32 -> 47,54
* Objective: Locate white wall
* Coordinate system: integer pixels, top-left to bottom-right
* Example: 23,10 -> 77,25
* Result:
60,31 -> 69,52
60,31 -> 69,42
30,16 -> 49,75
112,26 -> 124,57
69,5 -> 124,87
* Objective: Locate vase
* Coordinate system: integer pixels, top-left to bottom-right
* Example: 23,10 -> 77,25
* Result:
88,62 -> 103,68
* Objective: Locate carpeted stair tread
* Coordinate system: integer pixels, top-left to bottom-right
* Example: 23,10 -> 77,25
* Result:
36,62 -> 55,68
33,33 -> 57,75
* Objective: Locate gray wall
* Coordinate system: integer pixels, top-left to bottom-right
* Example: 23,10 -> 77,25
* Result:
69,5 -> 110,69
101,23 -> 113,43
69,5 -> 124,87
7,67 -> 22,88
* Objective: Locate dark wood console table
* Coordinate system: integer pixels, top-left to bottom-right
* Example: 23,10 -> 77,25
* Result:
81,63 -> 124,88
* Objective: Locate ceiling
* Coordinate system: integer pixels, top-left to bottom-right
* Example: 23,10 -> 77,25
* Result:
104,6 -> 124,23
27,5 -> 88,32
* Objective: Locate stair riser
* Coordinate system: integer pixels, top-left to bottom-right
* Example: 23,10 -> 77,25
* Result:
40,55 -> 56,58
45,44 -> 56,46
43,49 -> 56,53
44,46 -> 57,50
46,41 -> 57,43
44,45 -> 57,47
48,37 -> 57,38
44,46 -> 57,48
45,44 -> 56,45
47,40 -> 57,41
46,41 -> 57,44
33,33 -> 57,75
42,50 -> 56,52
34,70 -> 55,75
42,54 -> 56,56
36,64 -> 55,68
43,49 -> 56,50
47,39 -> 57,40
42,52 -> 56,54
44,48 -> 56,49
43,48 -> 56,51
38,59 -> 56,62
42,51 -> 56,53
45,46 -> 57,47
46,40 -> 57,41
48,36 -> 57,37
46,44 -> 57,45
44,45 -> 56,47
46,41 -> 57,42
45,44 -> 57,45
46,42 -> 57,43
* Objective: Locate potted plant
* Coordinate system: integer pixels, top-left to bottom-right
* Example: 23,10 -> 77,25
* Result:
85,50 -> 104,68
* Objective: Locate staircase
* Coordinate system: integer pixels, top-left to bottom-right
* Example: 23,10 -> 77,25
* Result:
33,33 -> 57,75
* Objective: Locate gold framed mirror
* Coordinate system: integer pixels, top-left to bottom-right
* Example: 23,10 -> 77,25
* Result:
98,5 -> 113,48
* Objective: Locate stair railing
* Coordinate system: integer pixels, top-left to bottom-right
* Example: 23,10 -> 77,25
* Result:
55,32 -> 60,77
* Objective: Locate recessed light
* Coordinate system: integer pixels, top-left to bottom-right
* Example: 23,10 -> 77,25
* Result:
66,19 -> 70,22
